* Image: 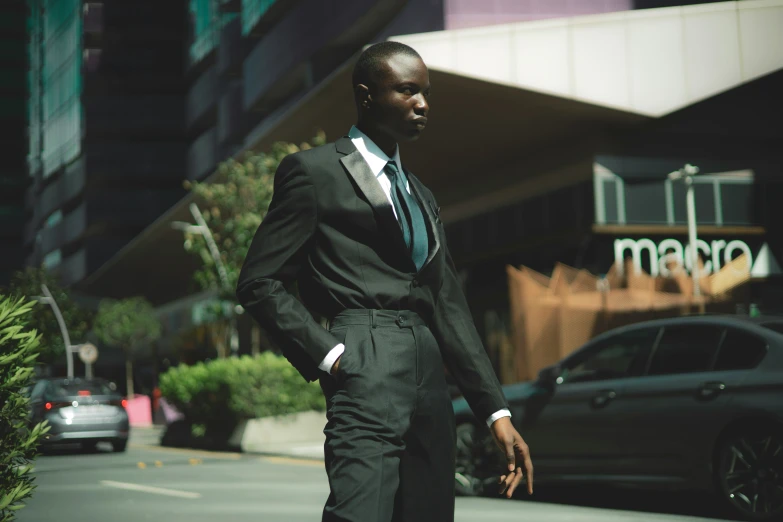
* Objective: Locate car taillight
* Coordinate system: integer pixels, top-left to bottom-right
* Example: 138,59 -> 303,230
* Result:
110,399 -> 128,408
44,401 -> 71,410
77,390 -> 91,396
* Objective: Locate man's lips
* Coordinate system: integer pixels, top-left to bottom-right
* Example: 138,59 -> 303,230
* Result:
412,118 -> 428,128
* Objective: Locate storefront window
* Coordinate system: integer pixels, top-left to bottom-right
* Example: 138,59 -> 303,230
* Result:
594,164 -> 756,227
625,180 -> 667,225
721,181 -> 755,225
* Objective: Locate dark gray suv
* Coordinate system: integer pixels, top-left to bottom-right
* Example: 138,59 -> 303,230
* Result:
453,315 -> 783,521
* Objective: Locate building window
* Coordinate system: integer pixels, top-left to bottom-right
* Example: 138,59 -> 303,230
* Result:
189,0 -> 238,65
34,0 -> 83,179
45,209 -> 62,228
241,0 -> 277,36
43,249 -> 62,270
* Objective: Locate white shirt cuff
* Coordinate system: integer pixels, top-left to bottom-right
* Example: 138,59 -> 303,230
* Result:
486,408 -> 511,428
318,344 -> 345,373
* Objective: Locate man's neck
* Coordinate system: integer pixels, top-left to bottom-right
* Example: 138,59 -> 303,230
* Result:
355,123 -> 397,158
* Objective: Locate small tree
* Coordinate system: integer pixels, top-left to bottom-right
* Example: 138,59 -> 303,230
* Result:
181,132 -> 326,356
0,296 -> 49,521
5,267 -> 93,366
93,297 -> 162,399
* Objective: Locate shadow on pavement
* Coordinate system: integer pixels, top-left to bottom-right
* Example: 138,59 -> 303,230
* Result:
38,442 -> 114,457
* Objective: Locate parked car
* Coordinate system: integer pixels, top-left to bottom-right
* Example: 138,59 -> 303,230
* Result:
453,315 -> 783,521
29,378 -> 130,452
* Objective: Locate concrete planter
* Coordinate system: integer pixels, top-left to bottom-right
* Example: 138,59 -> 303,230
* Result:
230,410 -> 326,457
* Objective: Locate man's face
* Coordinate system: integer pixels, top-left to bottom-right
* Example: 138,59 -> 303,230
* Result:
366,54 -> 430,142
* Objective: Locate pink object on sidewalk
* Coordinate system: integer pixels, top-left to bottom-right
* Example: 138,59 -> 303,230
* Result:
126,394 -> 152,427
159,397 -> 185,425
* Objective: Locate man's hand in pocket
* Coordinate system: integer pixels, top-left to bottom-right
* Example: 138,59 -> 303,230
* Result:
330,355 -> 342,375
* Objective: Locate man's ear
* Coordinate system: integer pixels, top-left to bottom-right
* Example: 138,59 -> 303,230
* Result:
355,84 -> 371,109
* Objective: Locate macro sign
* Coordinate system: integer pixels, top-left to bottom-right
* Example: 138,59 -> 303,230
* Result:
613,238 -> 779,278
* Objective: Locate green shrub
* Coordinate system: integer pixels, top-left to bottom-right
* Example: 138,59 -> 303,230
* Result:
0,296 -> 49,521
159,353 -> 325,442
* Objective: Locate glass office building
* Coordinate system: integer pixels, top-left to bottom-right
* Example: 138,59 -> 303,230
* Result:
0,0 -> 27,285
24,0 -> 188,285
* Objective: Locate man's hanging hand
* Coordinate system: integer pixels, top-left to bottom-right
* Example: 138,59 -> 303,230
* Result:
489,417 -> 533,498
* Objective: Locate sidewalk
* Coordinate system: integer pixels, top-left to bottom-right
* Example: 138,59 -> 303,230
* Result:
129,423 -> 325,461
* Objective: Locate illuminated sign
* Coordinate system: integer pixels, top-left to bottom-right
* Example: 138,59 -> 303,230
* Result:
613,238 -> 761,277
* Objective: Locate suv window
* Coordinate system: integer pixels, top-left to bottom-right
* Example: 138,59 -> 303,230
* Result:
561,327 -> 660,384
714,328 -> 767,370
648,325 -> 723,376
46,380 -> 115,398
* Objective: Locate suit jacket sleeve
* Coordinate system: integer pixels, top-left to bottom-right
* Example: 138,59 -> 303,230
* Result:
236,153 -> 339,381
431,241 -> 509,422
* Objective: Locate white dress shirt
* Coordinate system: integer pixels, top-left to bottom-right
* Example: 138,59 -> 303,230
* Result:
318,126 -> 511,428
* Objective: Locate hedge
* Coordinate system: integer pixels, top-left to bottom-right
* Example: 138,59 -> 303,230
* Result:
159,353 -> 325,443
0,296 -> 49,521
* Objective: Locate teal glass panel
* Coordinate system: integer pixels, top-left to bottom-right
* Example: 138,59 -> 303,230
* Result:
242,0 -> 278,36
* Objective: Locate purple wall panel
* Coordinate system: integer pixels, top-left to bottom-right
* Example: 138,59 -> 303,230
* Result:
444,0 -> 633,30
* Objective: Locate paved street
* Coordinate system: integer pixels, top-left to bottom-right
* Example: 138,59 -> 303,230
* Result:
18,435 -> 742,522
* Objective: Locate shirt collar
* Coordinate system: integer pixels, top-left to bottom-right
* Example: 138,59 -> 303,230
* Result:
348,126 -> 403,178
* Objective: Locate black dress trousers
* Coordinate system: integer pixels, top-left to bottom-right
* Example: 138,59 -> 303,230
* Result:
319,309 -> 456,522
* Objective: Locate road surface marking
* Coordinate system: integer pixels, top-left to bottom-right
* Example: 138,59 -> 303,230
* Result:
101,480 -> 201,499
262,456 -> 323,467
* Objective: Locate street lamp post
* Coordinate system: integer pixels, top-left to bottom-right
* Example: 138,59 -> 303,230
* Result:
172,202 -> 239,355
668,164 -> 702,299
36,284 -> 75,379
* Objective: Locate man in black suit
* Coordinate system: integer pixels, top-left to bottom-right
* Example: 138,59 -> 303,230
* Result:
237,41 -> 533,522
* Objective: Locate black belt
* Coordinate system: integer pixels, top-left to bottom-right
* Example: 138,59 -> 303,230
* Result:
328,309 -> 426,329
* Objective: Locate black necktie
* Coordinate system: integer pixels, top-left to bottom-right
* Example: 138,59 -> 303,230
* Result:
384,161 -> 428,270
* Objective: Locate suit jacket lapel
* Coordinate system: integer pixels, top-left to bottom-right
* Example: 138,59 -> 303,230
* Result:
406,169 -> 441,271
336,137 -> 411,261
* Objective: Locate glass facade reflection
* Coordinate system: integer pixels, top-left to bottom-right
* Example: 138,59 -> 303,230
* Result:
28,0 -> 83,179
189,0 -> 237,65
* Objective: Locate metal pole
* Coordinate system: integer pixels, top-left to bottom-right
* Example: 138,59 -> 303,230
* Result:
40,284 -> 74,379
685,176 -> 701,298
189,203 -> 237,355
189,203 -> 230,290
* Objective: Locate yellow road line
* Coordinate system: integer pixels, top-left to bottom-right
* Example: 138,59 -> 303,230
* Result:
262,456 -> 324,467
128,443 -> 242,460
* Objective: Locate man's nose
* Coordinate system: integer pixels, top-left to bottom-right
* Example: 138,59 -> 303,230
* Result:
414,94 -> 428,114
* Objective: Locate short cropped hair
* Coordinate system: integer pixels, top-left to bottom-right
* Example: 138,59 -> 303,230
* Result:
352,41 -> 422,90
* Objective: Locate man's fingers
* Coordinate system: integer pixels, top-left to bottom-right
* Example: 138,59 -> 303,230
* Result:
505,442 -> 516,472
505,467 -> 524,498
518,442 -> 534,495
498,471 -> 514,495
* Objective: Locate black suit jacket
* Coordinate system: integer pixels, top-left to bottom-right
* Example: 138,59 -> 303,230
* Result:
236,136 -> 507,421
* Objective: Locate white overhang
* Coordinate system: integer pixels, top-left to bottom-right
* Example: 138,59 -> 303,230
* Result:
392,0 -> 783,118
